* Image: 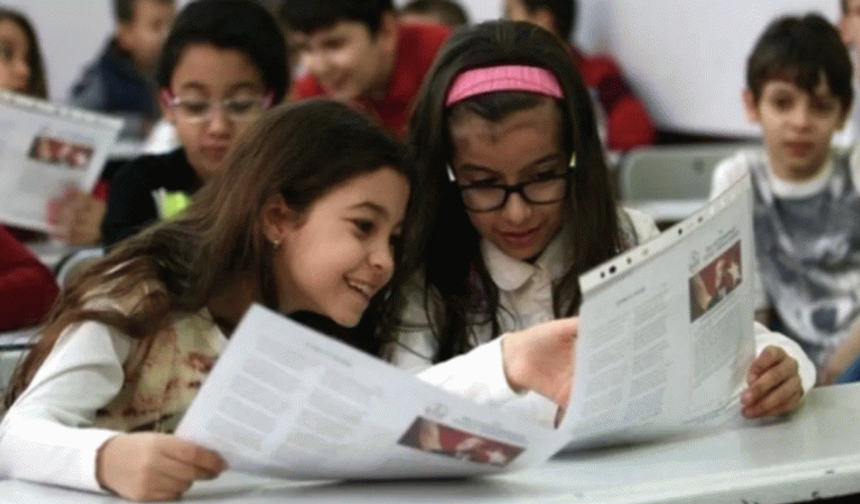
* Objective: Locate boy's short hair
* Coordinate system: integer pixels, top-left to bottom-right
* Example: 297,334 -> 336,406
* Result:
518,0 -> 576,40
746,13 -> 853,112
113,0 -> 175,23
156,0 -> 289,103
842,0 -> 850,14
402,0 -> 469,27
279,0 -> 395,35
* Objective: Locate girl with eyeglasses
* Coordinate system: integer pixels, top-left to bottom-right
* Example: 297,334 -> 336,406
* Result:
101,0 -> 289,247
391,21 -> 815,425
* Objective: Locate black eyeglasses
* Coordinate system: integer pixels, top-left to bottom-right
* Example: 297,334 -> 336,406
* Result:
454,171 -> 570,212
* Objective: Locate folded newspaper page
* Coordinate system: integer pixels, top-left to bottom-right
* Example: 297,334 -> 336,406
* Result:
0,91 -> 122,231
560,174 -> 756,449
176,305 -> 568,479
177,175 -> 756,478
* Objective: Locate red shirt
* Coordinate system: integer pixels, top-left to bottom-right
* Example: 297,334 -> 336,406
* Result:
0,226 -> 58,331
572,46 -> 656,151
293,23 -> 450,138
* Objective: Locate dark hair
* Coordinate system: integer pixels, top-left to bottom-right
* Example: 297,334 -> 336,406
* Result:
0,8 -> 47,98
516,0 -> 576,40
113,0 -> 175,23
747,13 -> 853,113
404,20 -> 619,362
842,0 -> 850,14
402,0 -> 469,27
279,0 -> 394,35
156,0 -> 289,104
5,99 -> 417,407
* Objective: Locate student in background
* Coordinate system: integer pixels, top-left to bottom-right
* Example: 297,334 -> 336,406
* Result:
503,0 -> 655,152
69,0 -> 175,140
279,0 -> 449,138
838,0 -> 860,147
0,226 -> 57,331
393,21 -> 813,426
401,0 -> 470,28
0,9 -> 101,251
0,100 -> 416,501
102,0 -> 289,247
0,7 -> 47,98
710,14 -> 859,385
50,0 -> 174,247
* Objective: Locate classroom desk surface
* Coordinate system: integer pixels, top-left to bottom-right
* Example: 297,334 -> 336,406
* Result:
1,383 -> 859,503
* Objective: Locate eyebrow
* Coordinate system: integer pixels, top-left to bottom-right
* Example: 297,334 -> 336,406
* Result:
176,81 -> 265,94
349,201 -> 389,216
456,152 -> 566,175
348,201 -> 406,229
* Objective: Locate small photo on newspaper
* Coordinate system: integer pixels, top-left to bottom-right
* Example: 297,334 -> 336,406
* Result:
27,135 -> 96,169
688,241 -> 742,322
397,416 -> 525,467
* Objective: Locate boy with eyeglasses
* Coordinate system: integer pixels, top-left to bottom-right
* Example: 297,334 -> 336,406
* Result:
102,0 -> 288,247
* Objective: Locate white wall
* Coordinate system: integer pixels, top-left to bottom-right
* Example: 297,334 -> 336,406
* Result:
3,0 -> 192,102
400,0 -> 843,136
18,0 -> 847,135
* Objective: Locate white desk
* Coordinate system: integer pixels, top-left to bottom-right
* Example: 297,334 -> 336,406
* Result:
1,384 -> 859,503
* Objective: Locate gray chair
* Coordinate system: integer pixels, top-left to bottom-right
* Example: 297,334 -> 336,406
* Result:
617,143 -> 758,224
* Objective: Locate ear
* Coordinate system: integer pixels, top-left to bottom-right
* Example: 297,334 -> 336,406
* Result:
838,103 -> 851,131
377,11 -> 399,56
532,8 -> 558,37
115,22 -> 133,53
742,89 -> 761,124
159,88 -> 177,125
839,16 -> 853,45
260,193 -> 299,245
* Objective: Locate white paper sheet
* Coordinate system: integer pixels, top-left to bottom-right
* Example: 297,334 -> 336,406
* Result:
0,91 -> 122,231
176,306 -> 569,480
561,175 -> 756,449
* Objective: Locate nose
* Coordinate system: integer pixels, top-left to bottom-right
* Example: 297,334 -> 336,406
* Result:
302,51 -> 331,81
205,105 -> 231,136
369,241 -> 395,280
13,58 -> 29,87
500,191 -> 533,224
789,104 -> 813,129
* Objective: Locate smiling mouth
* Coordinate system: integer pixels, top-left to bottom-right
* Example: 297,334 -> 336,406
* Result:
346,278 -> 375,301
499,227 -> 540,245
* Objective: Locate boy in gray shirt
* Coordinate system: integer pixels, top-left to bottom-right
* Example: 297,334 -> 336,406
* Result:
711,13 -> 860,384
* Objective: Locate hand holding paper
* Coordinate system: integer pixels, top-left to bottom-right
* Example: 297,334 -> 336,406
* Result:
96,433 -> 225,502
741,346 -> 803,418
502,317 -> 578,408
46,186 -> 105,246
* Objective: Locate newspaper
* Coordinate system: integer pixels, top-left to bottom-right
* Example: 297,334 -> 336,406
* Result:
0,91 -> 122,231
176,175 -> 756,478
176,305 -> 566,479
560,174 -> 756,449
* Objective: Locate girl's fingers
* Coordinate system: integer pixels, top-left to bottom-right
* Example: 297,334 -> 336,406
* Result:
158,439 -> 225,477
743,375 -> 802,417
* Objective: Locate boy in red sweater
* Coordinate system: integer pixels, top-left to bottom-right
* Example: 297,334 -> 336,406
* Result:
280,0 -> 449,138
504,0 -> 655,151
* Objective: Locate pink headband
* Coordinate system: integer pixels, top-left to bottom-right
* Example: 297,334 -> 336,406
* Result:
445,65 -> 564,107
